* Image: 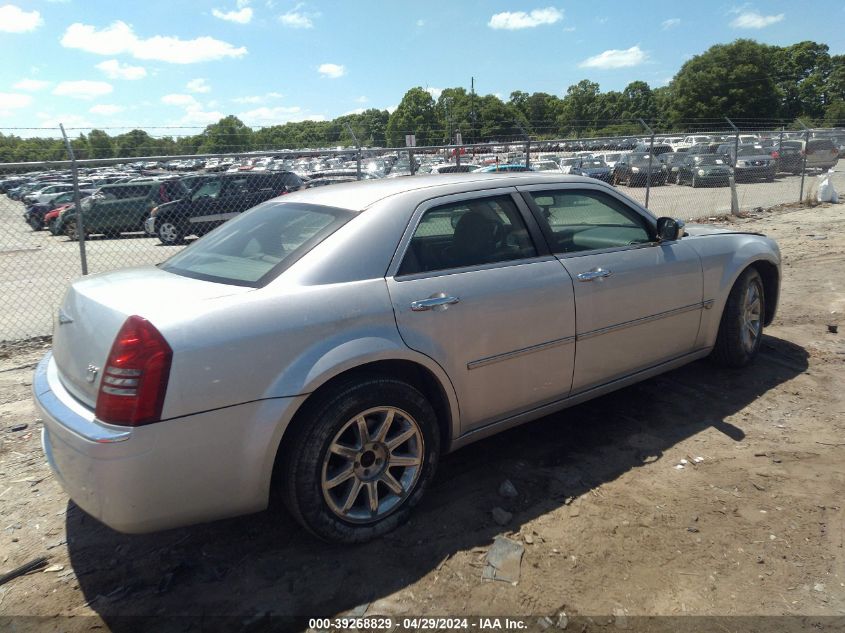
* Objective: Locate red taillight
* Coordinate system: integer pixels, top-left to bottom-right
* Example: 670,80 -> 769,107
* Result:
95,316 -> 172,426
770,151 -> 780,159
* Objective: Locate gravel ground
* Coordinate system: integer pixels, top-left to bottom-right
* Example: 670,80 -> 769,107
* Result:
0,201 -> 843,633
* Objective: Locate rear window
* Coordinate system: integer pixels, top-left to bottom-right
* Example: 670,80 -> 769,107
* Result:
808,139 -> 835,151
160,201 -> 354,287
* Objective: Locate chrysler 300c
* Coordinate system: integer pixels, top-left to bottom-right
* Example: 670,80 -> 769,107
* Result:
34,173 -> 780,543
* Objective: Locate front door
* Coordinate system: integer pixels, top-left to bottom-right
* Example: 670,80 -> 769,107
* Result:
386,190 -> 577,432
519,185 -> 704,393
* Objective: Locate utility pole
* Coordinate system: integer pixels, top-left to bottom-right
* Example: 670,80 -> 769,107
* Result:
725,117 -> 741,216
797,119 -> 810,202
639,119 -> 655,209
470,76 -> 476,145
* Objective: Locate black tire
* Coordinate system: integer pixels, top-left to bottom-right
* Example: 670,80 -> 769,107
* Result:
279,375 -> 441,543
27,215 -> 42,231
710,268 -> 765,368
157,220 -> 186,245
65,219 -> 87,241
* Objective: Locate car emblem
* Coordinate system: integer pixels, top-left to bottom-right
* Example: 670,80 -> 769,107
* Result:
58,309 -> 73,325
86,365 -> 99,383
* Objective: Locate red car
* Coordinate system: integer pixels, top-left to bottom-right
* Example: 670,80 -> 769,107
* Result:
45,204 -> 73,235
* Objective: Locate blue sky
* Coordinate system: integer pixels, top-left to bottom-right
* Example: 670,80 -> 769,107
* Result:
0,0 -> 843,136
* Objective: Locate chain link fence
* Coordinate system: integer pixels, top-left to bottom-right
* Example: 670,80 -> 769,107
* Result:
2,121 -> 843,341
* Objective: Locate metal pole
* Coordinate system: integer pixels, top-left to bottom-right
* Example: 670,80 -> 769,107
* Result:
59,124 -> 88,276
344,123 -> 362,180
797,119 -> 810,202
639,119 -> 654,208
778,126 -> 784,174
725,117 -> 741,216
516,121 -> 531,169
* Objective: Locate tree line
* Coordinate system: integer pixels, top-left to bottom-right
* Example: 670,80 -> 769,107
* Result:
1,39 -> 843,164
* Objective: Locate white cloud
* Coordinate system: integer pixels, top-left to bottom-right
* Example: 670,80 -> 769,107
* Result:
416,19 -> 425,27
661,18 -> 680,29
232,91 -> 282,104
279,4 -> 317,28
0,92 -> 32,110
488,7 -> 563,30
52,80 -> 113,99
96,59 -> 147,80
730,11 -> 784,28
186,78 -> 211,93
355,95 -> 368,103
385,104 -> 397,114
13,79 -> 50,91
579,45 -> 648,69
89,104 -> 125,115
179,109 -> 225,126
0,4 -> 43,33
318,63 -> 345,79
61,21 -> 248,64
426,87 -> 443,100
342,108 -> 366,116
212,7 -> 253,23
161,93 -> 199,107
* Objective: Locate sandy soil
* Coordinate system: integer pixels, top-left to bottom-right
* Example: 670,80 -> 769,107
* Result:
0,202 -> 843,632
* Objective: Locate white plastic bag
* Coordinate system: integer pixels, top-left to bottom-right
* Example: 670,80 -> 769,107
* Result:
817,169 -> 839,203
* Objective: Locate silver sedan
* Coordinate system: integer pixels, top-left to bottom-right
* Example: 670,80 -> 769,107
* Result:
34,173 -> 781,542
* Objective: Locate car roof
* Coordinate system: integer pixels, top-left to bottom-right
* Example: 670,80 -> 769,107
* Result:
278,173 -> 605,212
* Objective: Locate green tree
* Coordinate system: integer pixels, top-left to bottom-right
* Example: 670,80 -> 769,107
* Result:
86,129 -> 113,159
198,115 -> 252,153
667,40 -> 781,125
386,87 -> 438,146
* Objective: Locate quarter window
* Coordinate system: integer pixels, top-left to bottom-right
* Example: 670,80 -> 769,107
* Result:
528,190 -> 652,253
399,195 -> 537,275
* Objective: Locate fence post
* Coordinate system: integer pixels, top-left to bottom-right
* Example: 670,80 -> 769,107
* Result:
639,119 -> 654,209
59,124 -> 88,275
797,119 -> 810,202
344,123 -> 362,180
725,117 -> 741,216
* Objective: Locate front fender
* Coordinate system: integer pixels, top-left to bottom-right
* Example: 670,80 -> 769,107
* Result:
687,233 -> 781,349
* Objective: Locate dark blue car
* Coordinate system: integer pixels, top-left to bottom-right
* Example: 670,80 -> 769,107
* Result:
568,158 -> 613,183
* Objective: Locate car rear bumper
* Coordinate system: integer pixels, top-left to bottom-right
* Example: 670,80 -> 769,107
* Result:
34,352 -> 304,533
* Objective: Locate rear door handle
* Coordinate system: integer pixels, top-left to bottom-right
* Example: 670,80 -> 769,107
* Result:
410,294 -> 460,311
576,268 -> 612,282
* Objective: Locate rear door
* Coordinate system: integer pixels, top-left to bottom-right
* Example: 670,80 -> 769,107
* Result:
519,185 -> 704,393
386,189 -> 577,432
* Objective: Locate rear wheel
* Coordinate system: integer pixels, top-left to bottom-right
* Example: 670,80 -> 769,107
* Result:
711,268 -> 765,368
279,376 -> 441,543
27,215 -> 42,231
158,221 -> 185,245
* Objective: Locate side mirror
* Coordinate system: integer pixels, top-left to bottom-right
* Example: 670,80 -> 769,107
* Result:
656,217 -> 685,242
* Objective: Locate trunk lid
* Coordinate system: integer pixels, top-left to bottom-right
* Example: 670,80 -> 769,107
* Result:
52,266 -> 251,408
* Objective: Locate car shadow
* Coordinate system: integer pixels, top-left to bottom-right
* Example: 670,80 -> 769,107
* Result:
67,335 -> 808,631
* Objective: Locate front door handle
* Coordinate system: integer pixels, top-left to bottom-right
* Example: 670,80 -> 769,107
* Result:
576,268 -> 613,282
410,293 -> 460,311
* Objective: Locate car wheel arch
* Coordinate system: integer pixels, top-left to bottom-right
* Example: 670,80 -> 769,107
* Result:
264,355 -> 458,508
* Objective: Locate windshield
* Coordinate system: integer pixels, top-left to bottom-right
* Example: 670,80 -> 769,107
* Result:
697,156 -> 727,165
581,160 -> 607,168
738,147 -> 765,156
161,202 -> 355,287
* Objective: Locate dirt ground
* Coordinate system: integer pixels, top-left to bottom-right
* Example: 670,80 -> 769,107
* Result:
0,202 -> 844,632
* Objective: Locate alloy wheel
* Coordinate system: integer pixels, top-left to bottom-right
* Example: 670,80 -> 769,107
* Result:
321,406 -> 424,524
740,281 -> 762,353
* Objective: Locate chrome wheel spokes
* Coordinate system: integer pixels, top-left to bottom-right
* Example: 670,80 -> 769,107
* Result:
321,407 -> 424,523
741,282 -> 762,352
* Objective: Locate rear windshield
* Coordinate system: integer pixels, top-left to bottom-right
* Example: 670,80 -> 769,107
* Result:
738,146 -> 766,156
160,201 -> 354,287
697,156 -> 727,165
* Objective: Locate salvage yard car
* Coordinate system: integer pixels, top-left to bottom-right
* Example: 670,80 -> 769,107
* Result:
34,173 -> 780,543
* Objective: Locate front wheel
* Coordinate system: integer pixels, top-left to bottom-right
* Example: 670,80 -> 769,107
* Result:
27,215 -> 42,231
279,376 -> 441,543
710,268 -> 765,367
158,221 -> 185,245
65,219 -> 87,241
